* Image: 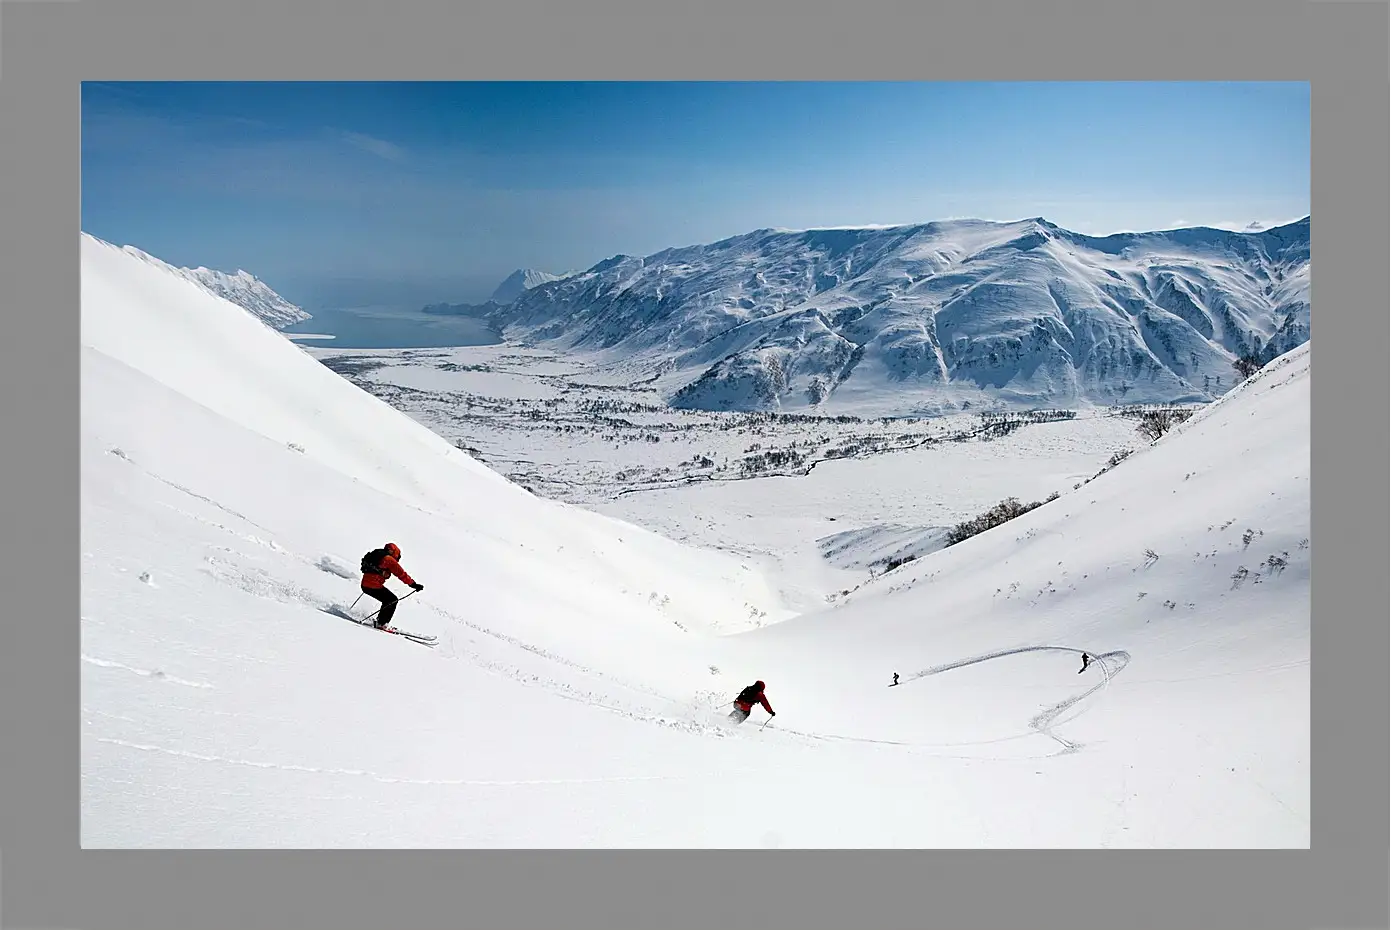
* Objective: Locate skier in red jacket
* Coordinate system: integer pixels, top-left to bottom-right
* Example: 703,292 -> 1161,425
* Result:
360,542 -> 423,629
728,680 -> 775,725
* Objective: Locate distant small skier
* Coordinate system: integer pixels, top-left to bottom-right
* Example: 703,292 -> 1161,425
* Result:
360,542 -> 423,630
891,672 -> 900,686
729,680 -> 775,725
1078,652 -> 1092,674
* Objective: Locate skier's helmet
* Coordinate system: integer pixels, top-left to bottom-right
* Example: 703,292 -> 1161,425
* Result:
385,542 -> 401,559
755,680 -> 765,690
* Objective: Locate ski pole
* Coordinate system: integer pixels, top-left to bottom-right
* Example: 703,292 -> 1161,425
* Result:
364,592 -> 417,620
759,715 -> 774,731
348,593 -> 364,612
358,586 -> 417,622
359,590 -> 418,625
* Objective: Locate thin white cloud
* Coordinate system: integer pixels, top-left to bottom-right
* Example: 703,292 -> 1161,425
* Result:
339,131 -> 406,162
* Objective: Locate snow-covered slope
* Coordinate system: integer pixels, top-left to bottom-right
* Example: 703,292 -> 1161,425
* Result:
490,217 -> 1309,416
114,244 -> 312,329
80,232 -> 1308,847
490,268 -> 568,305
80,229 -> 789,671
722,342 -> 1310,844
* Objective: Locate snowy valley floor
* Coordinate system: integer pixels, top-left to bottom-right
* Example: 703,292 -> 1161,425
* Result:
304,341 -> 1162,611
81,234 -> 1309,847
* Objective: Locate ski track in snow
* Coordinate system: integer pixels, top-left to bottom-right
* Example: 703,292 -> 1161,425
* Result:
84,773 -> 369,804
81,654 -> 216,690
157,502 -> 286,554
109,447 -> 273,532
903,645 -> 1130,752
759,647 -> 1129,760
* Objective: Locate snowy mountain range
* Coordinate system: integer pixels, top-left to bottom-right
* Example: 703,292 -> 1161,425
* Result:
106,213 -> 1310,419
113,245 -> 312,330
484,217 -> 1310,415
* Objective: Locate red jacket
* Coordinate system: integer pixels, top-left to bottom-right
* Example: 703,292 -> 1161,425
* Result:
736,691 -> 774,715
362,554 -> 417,590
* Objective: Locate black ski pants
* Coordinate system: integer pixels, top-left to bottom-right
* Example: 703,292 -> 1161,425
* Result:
361,585 -> 399,627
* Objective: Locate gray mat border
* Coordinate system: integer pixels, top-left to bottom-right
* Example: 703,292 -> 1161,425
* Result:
2,0 -> 1384,928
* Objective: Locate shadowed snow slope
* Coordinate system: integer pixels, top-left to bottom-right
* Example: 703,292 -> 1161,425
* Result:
80,233 -> 1308,848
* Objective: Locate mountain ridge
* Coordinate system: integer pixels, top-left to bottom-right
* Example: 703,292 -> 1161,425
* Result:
484,215 -> 1310,415
489,267 -> 569,304
114,244 -> 313,330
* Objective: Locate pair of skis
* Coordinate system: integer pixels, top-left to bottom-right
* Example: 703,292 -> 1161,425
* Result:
336,589 -> 436,647
370,622 -> 433,645
368,621 -> 437,647
332,606 -> 437,647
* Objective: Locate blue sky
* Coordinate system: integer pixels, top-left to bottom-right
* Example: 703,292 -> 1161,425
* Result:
81,81 -> 1310,308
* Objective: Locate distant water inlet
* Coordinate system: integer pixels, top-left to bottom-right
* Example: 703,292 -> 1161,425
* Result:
281,305 -> 504,349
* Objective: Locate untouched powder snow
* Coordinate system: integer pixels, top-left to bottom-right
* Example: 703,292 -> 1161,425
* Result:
80,233 -> 1309,848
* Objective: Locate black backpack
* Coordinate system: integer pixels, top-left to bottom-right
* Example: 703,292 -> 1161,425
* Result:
360,548 -> 388,575
736,683 -> 762,705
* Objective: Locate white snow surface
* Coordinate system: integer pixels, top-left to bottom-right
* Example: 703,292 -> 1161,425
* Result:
81,232 -> 1308,848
